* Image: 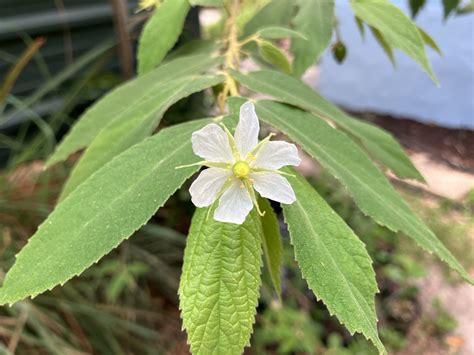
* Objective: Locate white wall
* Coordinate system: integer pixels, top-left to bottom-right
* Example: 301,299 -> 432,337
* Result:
317,1 -> 474,129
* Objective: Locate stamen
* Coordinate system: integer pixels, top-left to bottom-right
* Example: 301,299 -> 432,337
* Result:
244,180 -> 265,217
251,168 -> 295,177
247,132 -> 275,160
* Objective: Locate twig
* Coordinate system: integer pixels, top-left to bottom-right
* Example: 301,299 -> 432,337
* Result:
109,0 -> 134,79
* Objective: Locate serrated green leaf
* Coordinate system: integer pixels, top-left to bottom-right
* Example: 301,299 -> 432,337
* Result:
46,54 -> 222,167
0,117 -> 236,305
257,40 -> 292,74
291,0 -> 335,76
137,0 -> 190,75
259,198 -> 282,297
283,170 -> 385,354
418,27 -> 442,55
257,26 -> 307,40
370,26 -> 396,66
231,69 -> 424,181
179,207 -> 263,355
350,0 -> 438,83
58,74 -> 224,200
189,0 -> 223,6
255,100 -> 473,284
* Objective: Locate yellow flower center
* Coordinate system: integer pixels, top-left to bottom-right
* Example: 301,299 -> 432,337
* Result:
233,161 -> 250,179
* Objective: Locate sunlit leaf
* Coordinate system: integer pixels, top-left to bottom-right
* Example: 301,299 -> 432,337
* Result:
179,207 -> 262,355
0,117 -> 236,305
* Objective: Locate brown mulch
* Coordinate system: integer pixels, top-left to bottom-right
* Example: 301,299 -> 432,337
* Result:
351,111 -> 474,173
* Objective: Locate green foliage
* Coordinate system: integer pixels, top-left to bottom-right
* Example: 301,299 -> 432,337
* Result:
0,118 -> 231,305
259,198 -> 283,296
243,0 -> 295,37
255,100 -> 472,284
282,170 -> 385,353
179,207 -> 263,355
370,26 -> 396,65
46,54 -> 222,167
291,0 -> 335,76
231,69 -> 424,181
137,0 -> 190,75
59,74 -> 224,199
351,0 -> 438,83
1,1 -> 469,354
418,27 -> 443,55
257,40 -> 292,74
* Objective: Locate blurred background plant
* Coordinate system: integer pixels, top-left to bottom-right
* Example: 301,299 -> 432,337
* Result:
1,0 -> 473,354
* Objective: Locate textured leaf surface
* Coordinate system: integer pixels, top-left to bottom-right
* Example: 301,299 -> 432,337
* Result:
47,55 -> 222,167
259,198 -> 282,296
179,208 -> 263,355
59,74 -> 224,200
283,170 -> 384,354
232,69 -> 423,181
255,100 -> 473,284
350,0 -> 437,83
291,0 -> 335,76
137,0 -> 189,75
0,117 -> 236,305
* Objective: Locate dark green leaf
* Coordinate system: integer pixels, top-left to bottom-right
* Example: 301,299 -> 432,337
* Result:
0,117 -> 236,305
409,0 -> 426,18
283,170 -> 385,354
231,69 -> 424,181
59,74 -> 224,200
259,198 -> 283,297
291,0 -> 335,76
46,55 -> 222,167
443,0 -> 461,18
350,0 -> 437,83
255,100 -> 473,284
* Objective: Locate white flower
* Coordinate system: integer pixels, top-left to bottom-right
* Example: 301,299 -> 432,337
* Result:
186,101 -> 301,224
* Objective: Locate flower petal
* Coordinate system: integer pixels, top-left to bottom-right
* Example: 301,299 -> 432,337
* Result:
189,168 -> 231,207
191,123 -> 234,163
251,172 -> 296,204
214,179 -> 253,224
234,101 -> 260,158
251,140 -> 301,170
